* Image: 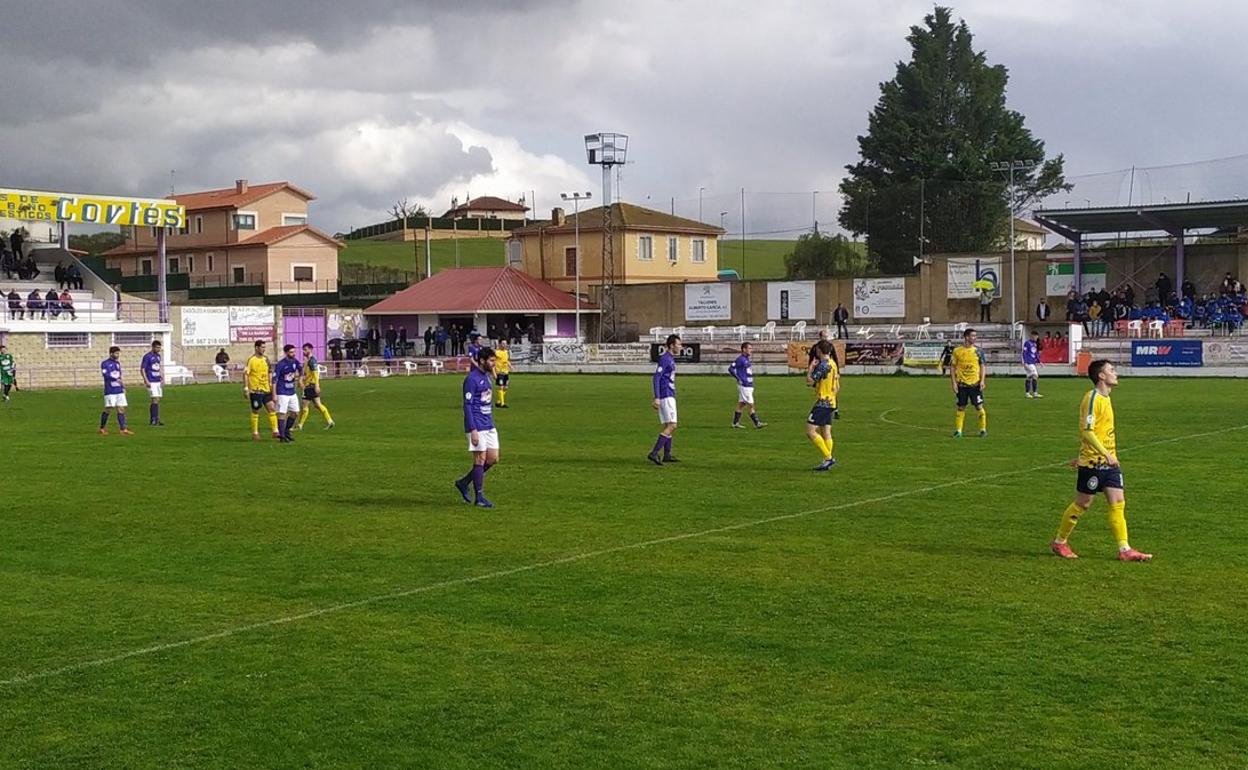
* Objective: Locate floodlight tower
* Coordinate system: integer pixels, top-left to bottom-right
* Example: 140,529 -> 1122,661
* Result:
585,132 -> 628,342
990,158 -> 1037,339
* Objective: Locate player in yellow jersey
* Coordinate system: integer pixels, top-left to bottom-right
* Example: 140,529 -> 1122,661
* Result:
805,340 -> 838,471
297,342 -> 335,430
243,339 -> 280,440
1051,360 -> 1152,561
494,339 -> 512,408
949,327 -> 987,437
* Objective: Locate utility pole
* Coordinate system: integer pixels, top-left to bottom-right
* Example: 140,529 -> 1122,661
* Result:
561,192 -> 592,341
990,159 -> 1038,339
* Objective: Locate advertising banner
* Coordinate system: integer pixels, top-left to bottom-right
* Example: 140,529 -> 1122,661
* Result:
649,343 -> 701,363
852,277 -> 906,318
0,187 -> 186,228
1131,340 -> 1203,367
1046,260 -> 1108,296
903,341 -> 947,368
327,312 -> 364,340
766,281 -> 816,320
229,326 -> 274,342
1203,340 -> 1248,364
229,306 -> 276,326
843,341 -> 905,366
947,257 -> 1002,299
684,283 -> 732,321
181,307 -> 230,347
543,340 -> 588,364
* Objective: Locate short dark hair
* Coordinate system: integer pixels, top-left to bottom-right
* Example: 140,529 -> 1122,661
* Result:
815,340 -> 833,356
962,327 -> 976,339
109,346 -> 121,354
1031,330 -> 1039,338
476,346 -> 496,362
283,344 -> 295,353
254,340 -> 266,348
1088,359 -> 1111,384
302,342 -> 313,349
665,334 -> 681,347
151,340 -> 161,347
740,341 -> 751,351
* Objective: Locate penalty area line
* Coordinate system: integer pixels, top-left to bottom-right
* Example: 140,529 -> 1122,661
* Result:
3,423 -> 1245,688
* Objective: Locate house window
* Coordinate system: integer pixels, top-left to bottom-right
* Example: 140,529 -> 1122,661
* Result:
206,253 -> 215,272
113,332 -> 155,347
140,259 -> 153,276
187,255 -> 195,274
179,220 -> 189,236
150,227 -> 159,238
195,216 -> 203,234
45,332 -> 90,349
638,235 -> 653,261
667,236 -> 678,262
168,257 -> 179,274
691,239 -> 706,263
233,213 -> 257,230
564,247 -> 578,277
292,265 -> 314,282
232,266 -> 246,284
282,214 -> 307,226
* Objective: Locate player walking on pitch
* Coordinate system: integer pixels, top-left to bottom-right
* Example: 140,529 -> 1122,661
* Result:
244,339 -> 280,441
99,346 -> 132,435
455,346 -> 500,508
648,334 -> 681,465
273,344 -> 302,442
297,343 -> 335,430
950,327 -> 987,437
140,340 -> 165,426
494,339 -> 512,408
1022,330 -> 1043,398
729,342 -> 766,428
806,340 -> 838,471
1051,360 -> 1152,561
0,344 -> 18,402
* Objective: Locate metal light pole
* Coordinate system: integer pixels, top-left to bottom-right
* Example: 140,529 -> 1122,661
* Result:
561,191 -> 592,340
698,187 -> 705,222
584,133 -> 627,342
719,211 -> 728,230
990,159 -> 1037,338
812,190 -> 819,233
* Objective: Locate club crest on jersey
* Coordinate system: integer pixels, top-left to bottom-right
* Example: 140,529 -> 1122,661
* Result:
1086,475 -> 1100,490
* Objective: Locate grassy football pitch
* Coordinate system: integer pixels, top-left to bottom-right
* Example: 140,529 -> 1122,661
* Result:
2,373 -> 1246,768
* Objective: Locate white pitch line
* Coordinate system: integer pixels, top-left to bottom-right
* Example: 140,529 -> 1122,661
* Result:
4,422 -> 1246,688
878,407 -> 945,432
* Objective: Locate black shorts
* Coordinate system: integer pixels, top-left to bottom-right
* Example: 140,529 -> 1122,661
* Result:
807,404 -> 834,426
496,373 -> 509,387
955,384 -> 984,409
249,391 -> 273,411
1076,465 -> 1124,494
303,386 -> 318,400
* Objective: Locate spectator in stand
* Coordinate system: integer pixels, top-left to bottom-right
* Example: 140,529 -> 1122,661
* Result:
1088,300 -> 1103,337
399,325 -> 408,356
6,289 -> 22,319
366,325 -> 381,356
61,289 -> 76,320
66,263 -> 83,290
215,347 -> 230,368
832,302 -> 850,338
450,325 -> 462,355
434,325 -> 447,356
1222,272 -> 1243,296
1181,278 -> 1196,301
385,324 -> 397,356
24,257 -> 40,280
1,247 -> 14,279
978,287 -> 993,322
526,321 -> 538,343
1036,297 -> 1051,321
45,287 -> 60,319
1122,284 -> 1135,308
54,261 -> 67,289
1154,272 -> 1172,305
423,326 -> 433,356
9,228 -> 24,261
26,289 -> 44,319
512,322 -> 524,345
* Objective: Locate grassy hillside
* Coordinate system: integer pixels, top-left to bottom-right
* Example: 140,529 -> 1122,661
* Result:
340,238 -> 505,274
717,238 -> 869,280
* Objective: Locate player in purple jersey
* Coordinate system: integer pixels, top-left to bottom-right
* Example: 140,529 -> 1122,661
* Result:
273,344 -> 303,443
728,341 -> 766,429
647,334 -> 682,465
455,346 -> 500,508
466,332 -> 482,361
140,339 -> 165,426
99,346 -> 132,435
1021,330 -> 1044,398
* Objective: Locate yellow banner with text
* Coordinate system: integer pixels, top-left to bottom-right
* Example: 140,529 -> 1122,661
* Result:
0,188 -> 186,228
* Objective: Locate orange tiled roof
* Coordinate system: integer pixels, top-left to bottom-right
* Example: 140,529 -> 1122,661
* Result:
173,182 -> 315,211
365,267 -> 589,314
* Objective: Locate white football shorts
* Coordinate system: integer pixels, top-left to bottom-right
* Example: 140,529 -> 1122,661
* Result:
737,385 -> 755,405
104,393 -> 128,408
276,394 -> 301,414
467,428 -> 500,452
658,396 -> 678,424
1023,363 -> 1039,377
147,383 -> 163,398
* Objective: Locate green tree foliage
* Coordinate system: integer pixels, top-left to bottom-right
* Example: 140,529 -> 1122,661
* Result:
838,6 -> 1069,274
68,231 -> 126,254
784,232 -> 864,279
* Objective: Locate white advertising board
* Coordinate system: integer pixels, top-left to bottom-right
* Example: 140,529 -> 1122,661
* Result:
181,307 -> 230,347
852,277 -> 906,318
947,257 -> 1002,299
684,283 -> 732,321
766,281 -> 816,320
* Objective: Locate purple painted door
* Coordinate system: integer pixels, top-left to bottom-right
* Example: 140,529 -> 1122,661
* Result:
283,309 -> 327,358
556,313 -> 575,337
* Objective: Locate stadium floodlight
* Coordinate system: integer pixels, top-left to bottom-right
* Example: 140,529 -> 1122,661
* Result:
560,191 -> 592,341
990,158 -> 1040,339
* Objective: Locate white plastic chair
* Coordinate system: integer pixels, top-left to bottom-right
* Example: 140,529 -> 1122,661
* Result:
317,364 -> 328,376
789,320 -> 807,340
649,326 -> 664,342
916,319 -> 932,339
355,365 -> 370,378
1127,320 -> 1143,338
166,365 -> 194,385
855,326 -> 873,340
953,322 -> 969,334
430,360 -> 444,374
212,364 -> 228,383
672,326 -> 685,340
403,361 -> 420,375
761,321 -> 777,340
733,324 -> 748,342
888,324 -> 902,339
380,368 -> 392,378
701,325 -> 715,341
1147,320 -> 1165,338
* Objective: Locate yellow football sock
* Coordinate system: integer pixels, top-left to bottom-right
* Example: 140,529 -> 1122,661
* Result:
498,390 -> 506,406
249,413 -> 259,434
1055,502 -> 1086,542
298,405 -> 310,428
267,412 -> 278,434
809,434 -> 828,458
318,403 -> 333,423
978,408 -> 987,432
1107,501 -> 1129,550
822,433 -> 834,460
955,410 -> 966,432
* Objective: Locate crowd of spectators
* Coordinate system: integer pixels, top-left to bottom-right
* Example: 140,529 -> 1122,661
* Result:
6,288 -> 77,320
1052,271 -> 1247,335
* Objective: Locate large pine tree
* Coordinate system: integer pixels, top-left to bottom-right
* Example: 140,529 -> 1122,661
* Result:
839,6 -> 1067,274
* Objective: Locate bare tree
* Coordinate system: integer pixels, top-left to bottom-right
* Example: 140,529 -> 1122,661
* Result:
388,199 -> 428,221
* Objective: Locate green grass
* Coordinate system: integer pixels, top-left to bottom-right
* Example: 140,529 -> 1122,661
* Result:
717,239 -> 868,279
341,237 -> 505,274
2,374 -> 1247,768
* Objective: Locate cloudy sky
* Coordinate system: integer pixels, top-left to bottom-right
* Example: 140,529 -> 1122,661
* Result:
3,0 -> 1247,236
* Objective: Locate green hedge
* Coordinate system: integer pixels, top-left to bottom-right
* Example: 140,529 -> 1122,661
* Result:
120,273 -> 189,293
188,284 -> 263,300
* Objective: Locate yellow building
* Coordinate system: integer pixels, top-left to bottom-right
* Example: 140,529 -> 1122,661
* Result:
508,202 -> 722,293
